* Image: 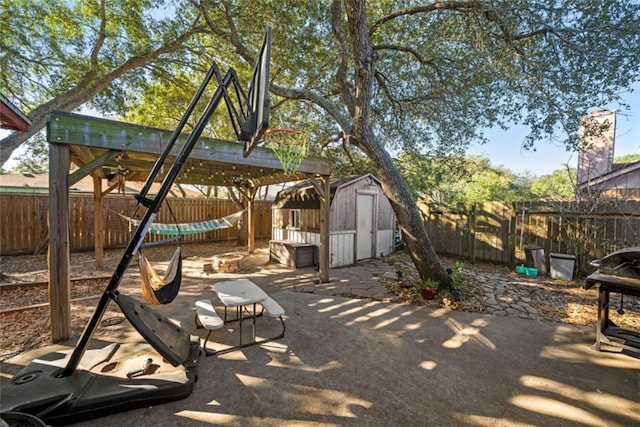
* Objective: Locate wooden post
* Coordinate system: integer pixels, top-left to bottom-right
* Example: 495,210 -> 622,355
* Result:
93,175 -> 104,270
544,216 -> 553,270
247,187 -> 257,254
508,203 -> 517,268
49,142 -> 71,342
319,174 -> 331,283
468,203 -> 477,264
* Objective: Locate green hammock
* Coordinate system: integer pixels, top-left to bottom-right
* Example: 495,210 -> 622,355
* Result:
112,209 -> 244,236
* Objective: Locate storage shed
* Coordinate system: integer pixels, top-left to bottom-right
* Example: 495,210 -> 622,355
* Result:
271,174 -> 396,268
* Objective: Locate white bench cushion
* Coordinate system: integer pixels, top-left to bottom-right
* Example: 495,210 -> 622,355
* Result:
195,300 -> 224,330
260,296 -> 284,317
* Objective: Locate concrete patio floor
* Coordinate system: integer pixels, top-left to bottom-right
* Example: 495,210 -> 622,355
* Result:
2,251 -> 639,426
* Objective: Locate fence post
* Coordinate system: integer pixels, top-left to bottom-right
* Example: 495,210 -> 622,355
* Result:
544,216 -> 553,272
93,176 -> 104,270
468,203 -> 476,263
508,202 -> 517,268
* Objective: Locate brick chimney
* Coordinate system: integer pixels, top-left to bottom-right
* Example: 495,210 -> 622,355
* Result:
577,110 -> 616,185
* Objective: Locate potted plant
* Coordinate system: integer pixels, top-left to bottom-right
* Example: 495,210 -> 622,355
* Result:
418,278 -> 439,300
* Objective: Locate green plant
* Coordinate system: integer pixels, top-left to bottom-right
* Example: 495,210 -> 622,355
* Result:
451,261 -> 465,289
419,278 -> 439,288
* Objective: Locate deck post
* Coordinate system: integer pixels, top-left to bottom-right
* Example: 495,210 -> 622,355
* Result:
49,142 -> 71,342
93,175 -> 104,269
319,174 -> 331,283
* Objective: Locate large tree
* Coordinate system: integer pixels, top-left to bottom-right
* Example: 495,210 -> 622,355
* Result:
0,0 -> 206,165
262,0 -> 638,286
3,1 -> 640,288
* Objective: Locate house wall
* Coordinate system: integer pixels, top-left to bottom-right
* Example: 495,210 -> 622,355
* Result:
586,169 -> 640,191
272,176 -> 396,268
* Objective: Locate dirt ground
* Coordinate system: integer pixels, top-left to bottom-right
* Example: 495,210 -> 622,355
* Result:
1,239 -> 639,361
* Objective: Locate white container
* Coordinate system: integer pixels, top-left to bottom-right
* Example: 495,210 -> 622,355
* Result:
550,253 -> 576,280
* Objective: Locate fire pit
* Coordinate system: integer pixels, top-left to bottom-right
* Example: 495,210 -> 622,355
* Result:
212,253 -> 243,273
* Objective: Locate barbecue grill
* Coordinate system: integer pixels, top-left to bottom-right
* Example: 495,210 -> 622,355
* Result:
584,246 -> 640,354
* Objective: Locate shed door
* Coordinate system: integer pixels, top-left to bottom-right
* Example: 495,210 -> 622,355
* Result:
356,193 -> 375,260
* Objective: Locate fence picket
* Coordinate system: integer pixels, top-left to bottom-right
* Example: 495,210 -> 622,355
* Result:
2,193 -> 639,278
0,193 -> 271,255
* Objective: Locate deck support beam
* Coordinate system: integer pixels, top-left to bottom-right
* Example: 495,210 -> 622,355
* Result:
49,142 -> 71,342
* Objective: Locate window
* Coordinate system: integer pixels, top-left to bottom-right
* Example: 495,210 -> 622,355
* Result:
289,209 -> 301,229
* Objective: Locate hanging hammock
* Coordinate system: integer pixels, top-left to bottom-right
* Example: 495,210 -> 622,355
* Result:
139,246 -> 182,305
111,209 -> 245,236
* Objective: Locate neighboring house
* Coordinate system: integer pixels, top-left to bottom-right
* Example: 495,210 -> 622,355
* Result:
0,173 -> 202,197
271,174 -> 396,268
576,110 -> 640,199
576,161 -> 640,196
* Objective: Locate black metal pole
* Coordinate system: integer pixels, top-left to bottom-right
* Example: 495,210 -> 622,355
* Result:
60,69 -> 236,377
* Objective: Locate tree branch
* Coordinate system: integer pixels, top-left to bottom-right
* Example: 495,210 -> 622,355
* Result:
0,18 -> 207,166
369,1 -> 486,37
270,83 -> 351,131
330,0 -> 356,115
90,0 -> 107,67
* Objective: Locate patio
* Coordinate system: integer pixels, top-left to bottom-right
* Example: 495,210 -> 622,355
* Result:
1,245 -> 638,426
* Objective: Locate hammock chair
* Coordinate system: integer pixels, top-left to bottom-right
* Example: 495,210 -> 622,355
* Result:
111,209 -> 244,304
139,245 -> 182,305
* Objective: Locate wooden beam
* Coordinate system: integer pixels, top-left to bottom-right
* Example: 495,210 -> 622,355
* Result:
318,174 -> 331,283
306,173 -> 326,200
101,181 -> 120,197
47,111 -> 331,176
48,142 -> 71,342
93,175 -> 104,270
69,149 -> 121,186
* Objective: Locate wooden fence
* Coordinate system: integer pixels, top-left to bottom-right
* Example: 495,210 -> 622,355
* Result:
419,199 -> 640,277
3,192 -> 639,278
0,193 -> 272,256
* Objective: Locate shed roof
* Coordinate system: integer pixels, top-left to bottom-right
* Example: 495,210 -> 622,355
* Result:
273,173 -> 379,209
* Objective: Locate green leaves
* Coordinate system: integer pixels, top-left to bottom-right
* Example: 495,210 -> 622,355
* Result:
3,0 -> 638,171
396,151 -> 542,204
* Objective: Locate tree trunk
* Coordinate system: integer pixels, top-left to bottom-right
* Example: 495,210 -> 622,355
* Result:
345,0 -> 451,289
358,136 -> 452,288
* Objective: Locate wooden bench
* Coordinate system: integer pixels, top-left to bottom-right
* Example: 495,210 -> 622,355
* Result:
195,300 -> 224,356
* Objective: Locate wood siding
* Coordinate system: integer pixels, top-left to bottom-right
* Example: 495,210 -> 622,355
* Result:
0,193 -> 272,255
272,176 -> 396,267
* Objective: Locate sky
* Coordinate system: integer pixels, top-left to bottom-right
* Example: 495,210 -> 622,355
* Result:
2,85 -> 639,177
467,82 -> 640,176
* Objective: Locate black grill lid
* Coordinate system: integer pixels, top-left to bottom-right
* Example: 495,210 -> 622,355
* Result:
595,246 -> 640,279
